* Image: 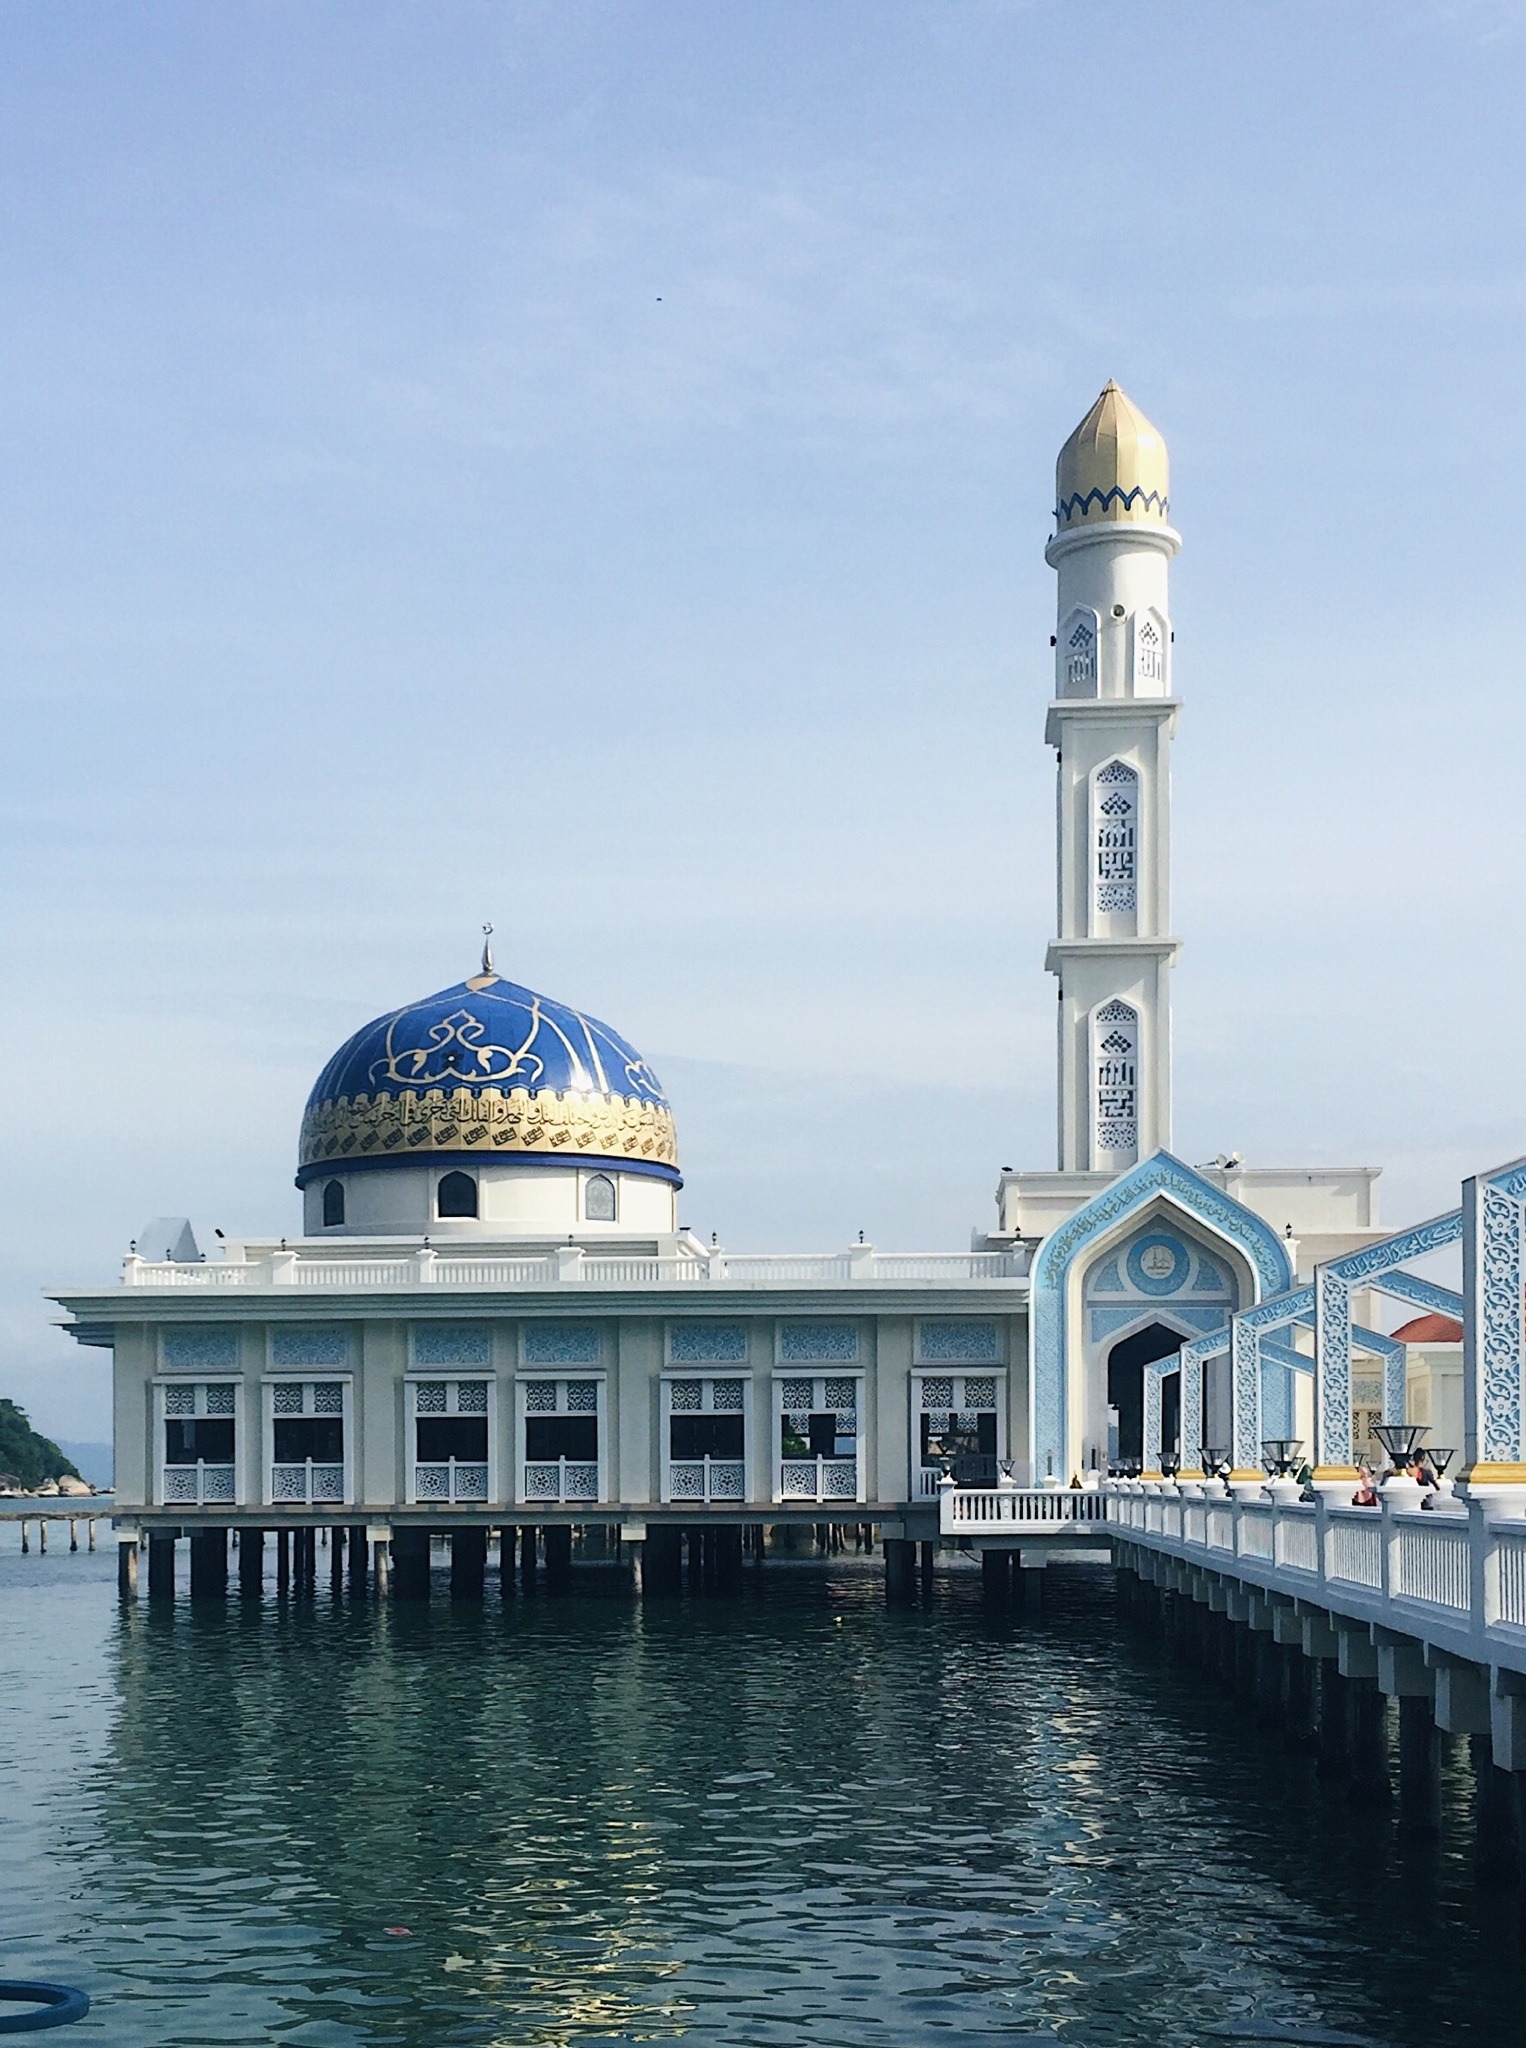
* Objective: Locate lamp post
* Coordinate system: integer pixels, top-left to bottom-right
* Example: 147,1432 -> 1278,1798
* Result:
1427,1444 -> 1460,1508
1372,1420 -> 1429,1506
1261,1437 -> 1304,1503
1202,1446 -> 1230,1497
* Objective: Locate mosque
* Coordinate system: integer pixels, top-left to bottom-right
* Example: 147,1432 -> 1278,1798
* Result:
56,383 -> 1424,1587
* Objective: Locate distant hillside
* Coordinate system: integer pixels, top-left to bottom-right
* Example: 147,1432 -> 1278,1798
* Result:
0,1400 -> 82,1490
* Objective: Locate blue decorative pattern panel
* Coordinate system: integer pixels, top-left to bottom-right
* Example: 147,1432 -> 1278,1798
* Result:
412,1325 -> 492,1368
779,1323 -> 859,1363
523,1324 -> 601,1367
162,1327 -> 238,1371
917,1321 -> 1000,1364
271,1327 -> 348,1368
668,1322 -> 747,1365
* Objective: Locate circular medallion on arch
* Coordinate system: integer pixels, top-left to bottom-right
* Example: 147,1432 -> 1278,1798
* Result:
1124,1233 -> 1191,1297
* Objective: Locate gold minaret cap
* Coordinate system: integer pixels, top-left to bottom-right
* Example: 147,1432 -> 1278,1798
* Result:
1055,380 -> 1169,530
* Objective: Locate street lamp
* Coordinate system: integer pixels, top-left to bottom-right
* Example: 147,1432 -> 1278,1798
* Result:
1372,1420 -> 1429,1471
1202,1445 -> 1229,1494
1371,1420 -> 1430,1504
1260,1438 -> 1304,1478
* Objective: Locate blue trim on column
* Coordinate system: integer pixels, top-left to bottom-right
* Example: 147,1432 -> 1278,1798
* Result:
1028,1150 -> 1292,1483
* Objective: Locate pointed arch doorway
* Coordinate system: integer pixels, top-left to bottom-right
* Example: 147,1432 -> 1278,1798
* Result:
1107,1322 -> 1185,1469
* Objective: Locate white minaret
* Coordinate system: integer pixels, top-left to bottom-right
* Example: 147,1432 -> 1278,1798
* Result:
1045,382 -> 1181,1173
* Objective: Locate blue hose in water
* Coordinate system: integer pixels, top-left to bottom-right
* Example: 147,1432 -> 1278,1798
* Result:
0,1985 -> 90,2034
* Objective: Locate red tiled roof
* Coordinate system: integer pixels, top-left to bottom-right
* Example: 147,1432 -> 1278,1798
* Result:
1392,1313 -> 1463,1345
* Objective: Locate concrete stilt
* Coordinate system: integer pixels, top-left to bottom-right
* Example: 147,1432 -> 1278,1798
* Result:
239,1527 -> 265,1596
919,1541 -> 936,1595
982,1549 -> 1013,1603
883,1537 -> 916,1604
1317,1665 -> 1350,1777
374,1533 -> 390,1595
330,1525 -> 346,1589
1346,1681 -> 1390,1801
451,1528 -> 487,1598
189,1528 -> 228,1599
392,1528 -> 430,1599
520,1525 -> 539,1590
147,1532 -> 176,1601
1398,1694 -> 1442,1838
348,1524 -> 368,1589
1470,1736 -> 1515,1883
544,1524 -> 573,1591
276,1528 -> 291,1592
498,1525 -> 516,1588
117,1539 -> 139,1601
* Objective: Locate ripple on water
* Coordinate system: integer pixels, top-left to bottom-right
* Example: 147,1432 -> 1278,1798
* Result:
0,1550 -> 1521,2045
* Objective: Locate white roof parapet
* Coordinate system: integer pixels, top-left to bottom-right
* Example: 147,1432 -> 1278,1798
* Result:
110,1245 -> 1031,1292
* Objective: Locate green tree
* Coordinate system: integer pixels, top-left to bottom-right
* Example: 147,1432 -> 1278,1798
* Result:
0,1399 -> 81,1489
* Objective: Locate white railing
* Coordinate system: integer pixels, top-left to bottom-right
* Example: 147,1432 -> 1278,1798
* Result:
1275,1510 -> 1319,1573
1328,1512 -> 1384,1590
522,1459 -> 600,1505
161,1461 -> 236,1506
778,1457 -> 861,1503
1499,1530 -> 1526,1630
666,1458 -> 746,1503
940,1487 -> 1109,1531
268,1460 -> 346,1505
1105,1486 -> 1526,1677
413,1460 -> 489,1504
1394,1520 -> 1470,1610
122,1246 -> 1028,1291
293,1261 -> 414,1287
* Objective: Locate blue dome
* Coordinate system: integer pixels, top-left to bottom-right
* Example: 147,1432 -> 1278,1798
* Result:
298,970 -> 679,1187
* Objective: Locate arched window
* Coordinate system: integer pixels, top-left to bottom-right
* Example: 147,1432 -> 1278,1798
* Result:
322,1179 -> 345,1227
584,1173 -> 617,1222
1059,608 -> 1099,694
1093,1000 -> 1139,1157
437,1170 -> 479,1219
1133,610 -> 1167,692
1093,760 -> 1139,915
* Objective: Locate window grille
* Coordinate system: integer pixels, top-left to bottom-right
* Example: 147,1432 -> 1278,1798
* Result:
1135,613 -> 1166,688
914,1372 -> 1003,1491
1062,609 -> 1098,692
583,1173 -> 617,1222
157,1379 -> 238,1506
663,1376 -> 748,1502
518,1378 -> 603,1504
1094,760 -> 1138,915
264,1379 -> 349,1505
409,1377 -> 493,1503
1093,1000 -> 1140,1156
774,1373 -> 862,1504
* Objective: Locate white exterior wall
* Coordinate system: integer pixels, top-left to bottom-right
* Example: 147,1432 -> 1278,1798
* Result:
302,1163 -> 677,1238
99,1300 -> 1028,1517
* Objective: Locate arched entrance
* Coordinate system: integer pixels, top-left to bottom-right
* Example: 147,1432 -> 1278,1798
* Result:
1107,1322 -> 1185,1469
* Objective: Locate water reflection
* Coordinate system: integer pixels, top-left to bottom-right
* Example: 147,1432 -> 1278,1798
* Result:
5,1556 -> 1525,2044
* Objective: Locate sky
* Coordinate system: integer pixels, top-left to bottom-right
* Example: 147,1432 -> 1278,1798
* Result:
4,0 -> 1526,1441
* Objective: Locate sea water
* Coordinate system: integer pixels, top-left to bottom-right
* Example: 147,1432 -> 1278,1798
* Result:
1,1541 -> 1522,2046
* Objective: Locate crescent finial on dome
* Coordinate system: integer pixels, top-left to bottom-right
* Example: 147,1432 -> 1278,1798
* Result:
468,924 -> 498,992
1055,380 -> 1170,531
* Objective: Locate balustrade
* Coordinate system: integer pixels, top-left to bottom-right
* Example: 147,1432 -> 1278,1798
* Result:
667,1457 -> 746,1503
269,1459 -> 346,1505
522,1457 -> 600,1505
1099,1484 -> 1526,1674
413,1459 -> 489,1504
